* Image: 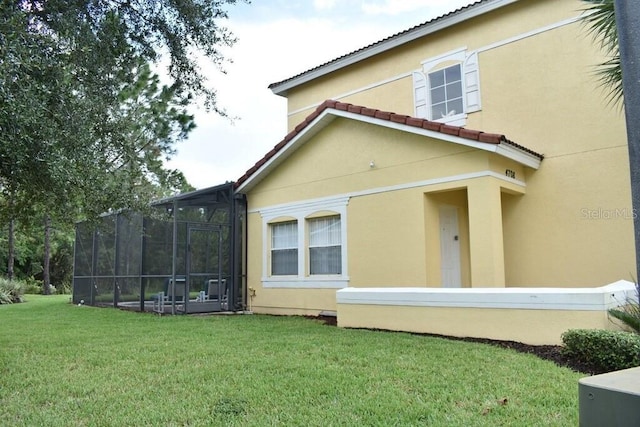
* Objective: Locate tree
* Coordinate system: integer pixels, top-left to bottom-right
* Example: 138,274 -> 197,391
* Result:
1,0 -> 240,285
1,0 -> 240,218
0,212 -> 75,291
22,0 -> 242,112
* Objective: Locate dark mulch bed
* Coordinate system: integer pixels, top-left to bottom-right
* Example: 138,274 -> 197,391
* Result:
423,334 -> 596,375
311,314 -> 596,375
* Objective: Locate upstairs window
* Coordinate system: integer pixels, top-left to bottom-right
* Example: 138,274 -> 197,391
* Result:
308,216 -> 342,275
413,49 -> 480,126
271,221 -> 298,275
429,64 -> 463,120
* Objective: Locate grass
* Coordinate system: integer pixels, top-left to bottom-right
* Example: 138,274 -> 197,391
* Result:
0,296 -> 583,426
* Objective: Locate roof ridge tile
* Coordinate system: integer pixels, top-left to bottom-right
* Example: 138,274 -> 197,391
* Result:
268,1 -> 487,92
390,113 -> 410,124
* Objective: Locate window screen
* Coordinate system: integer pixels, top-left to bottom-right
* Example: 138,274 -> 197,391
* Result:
309,216 -> 341,275
271,221 -> 298,275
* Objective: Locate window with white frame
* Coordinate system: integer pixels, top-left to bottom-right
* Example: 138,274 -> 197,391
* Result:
308,216 -> 341,275
429,64 -> 463,119
260,197 -> 349,288
271,221 -> 298,275
413,48 -> 481,126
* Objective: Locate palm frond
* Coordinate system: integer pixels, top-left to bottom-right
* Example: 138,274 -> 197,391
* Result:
582,0 -> 618,55
581,0 -> 622,105
609,307 -> 640,333
595,57 -> 624,107
608,282 -> 640,334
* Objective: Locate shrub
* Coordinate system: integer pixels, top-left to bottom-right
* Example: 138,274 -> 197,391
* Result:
57,281 -> 72,295
22,277 -> 72,295
561,329 -> 640,373
23,277 -> 43,294
0,278 -> 26,304
608,282 -> 640,334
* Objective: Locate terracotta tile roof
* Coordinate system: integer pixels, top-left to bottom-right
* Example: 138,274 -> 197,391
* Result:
268,0 -> 487,92
235,100 -> 543,189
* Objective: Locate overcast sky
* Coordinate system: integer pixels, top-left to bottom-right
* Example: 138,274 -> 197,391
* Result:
165,0 -> 475,190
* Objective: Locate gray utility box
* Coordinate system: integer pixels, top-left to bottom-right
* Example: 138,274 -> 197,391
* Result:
579,367 -> 640,427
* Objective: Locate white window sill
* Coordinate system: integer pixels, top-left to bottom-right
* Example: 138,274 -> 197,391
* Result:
262,276 -> 350,289
432,113 -> 467,127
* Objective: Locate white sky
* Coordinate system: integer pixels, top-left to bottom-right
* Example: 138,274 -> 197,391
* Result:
165,0 -> 475,190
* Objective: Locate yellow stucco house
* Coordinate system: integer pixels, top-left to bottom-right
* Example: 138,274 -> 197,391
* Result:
235,0 -> 637,344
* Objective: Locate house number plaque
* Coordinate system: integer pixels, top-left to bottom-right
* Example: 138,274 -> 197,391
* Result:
505,169 -> 516,179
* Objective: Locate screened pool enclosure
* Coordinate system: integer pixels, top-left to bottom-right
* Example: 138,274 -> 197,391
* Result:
72,183 -> 245,314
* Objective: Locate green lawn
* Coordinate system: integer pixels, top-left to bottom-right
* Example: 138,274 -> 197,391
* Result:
0,295 -> 582,426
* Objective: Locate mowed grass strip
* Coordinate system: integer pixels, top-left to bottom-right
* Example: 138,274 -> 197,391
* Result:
0,296 -> 581,426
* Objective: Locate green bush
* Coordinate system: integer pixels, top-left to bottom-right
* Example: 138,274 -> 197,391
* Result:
0,278 -> 26,304
561,329 -> 640,373
57,281 -> 72,295
22,277 -> 72,295
23,276 -> 43,294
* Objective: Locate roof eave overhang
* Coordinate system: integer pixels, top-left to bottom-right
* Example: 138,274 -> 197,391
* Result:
270,0 -> 520,97
235,108 -> 541,193
235,111 -> 338,193
340,110 -> 542,170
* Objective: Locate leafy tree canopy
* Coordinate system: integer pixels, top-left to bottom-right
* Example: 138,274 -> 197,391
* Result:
21,0 -> 241,112
0,0 -> 242,224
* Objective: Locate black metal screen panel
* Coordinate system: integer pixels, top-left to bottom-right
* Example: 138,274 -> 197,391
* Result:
71,183 -> 245,313
142,217 -> 175,276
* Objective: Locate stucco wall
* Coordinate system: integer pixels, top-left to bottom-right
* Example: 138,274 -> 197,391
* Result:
335,282 -> 636,345
284,1 -> 591,126
245,116 -> 530,313
337,303 -> 613,345
265,0 -> 633,289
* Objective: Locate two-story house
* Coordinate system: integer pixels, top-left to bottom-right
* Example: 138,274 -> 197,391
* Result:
235,0 -> 636,344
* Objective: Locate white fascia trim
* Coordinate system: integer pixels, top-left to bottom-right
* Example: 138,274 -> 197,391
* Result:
330,109 -> 541,168
263,277 -> 350,289
272,0 -> 519,96
287,72 -> 412,118
260,196 -> 350,220
496,144 -> 541,169
336,280 -> 637,311
476,15 -> 581,53
248,170 -> 525,215
350,170 -> 526,199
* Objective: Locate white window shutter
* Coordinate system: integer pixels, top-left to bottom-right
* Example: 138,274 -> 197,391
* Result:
412,71 -> 428,119
464,51 -> 481,113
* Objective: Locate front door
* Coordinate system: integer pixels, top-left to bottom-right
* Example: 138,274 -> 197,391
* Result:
439,206 -> 461,288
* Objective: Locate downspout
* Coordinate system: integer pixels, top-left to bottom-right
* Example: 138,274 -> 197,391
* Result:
230,187 -> 250,313
231,189 -> 247,312
241,193 -> 249,312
